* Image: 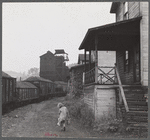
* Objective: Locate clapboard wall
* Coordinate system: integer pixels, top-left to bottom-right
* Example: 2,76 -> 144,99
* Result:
114,2 -> 148,86
128,2 -> 140,19
116,2 -> 140,22
84,85 -> 95,111
116,48 -> 136,85
84,85 -> 116,119
140,2 -> 149,86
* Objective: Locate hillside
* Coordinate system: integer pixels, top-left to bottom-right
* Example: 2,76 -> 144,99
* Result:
4,71 -> 28,81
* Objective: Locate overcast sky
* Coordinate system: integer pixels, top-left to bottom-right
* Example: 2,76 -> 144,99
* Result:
2,2 -> 115,73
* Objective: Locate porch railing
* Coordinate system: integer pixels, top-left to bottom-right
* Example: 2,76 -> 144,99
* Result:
84,65 -> 129,112
97,66 -> 117,84
84,66 -> 117,85
85,67 -> 95,84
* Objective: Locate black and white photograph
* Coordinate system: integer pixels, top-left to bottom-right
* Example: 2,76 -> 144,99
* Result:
1,1 -> 149,138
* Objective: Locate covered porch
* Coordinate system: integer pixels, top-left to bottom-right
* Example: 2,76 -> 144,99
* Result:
78,17 -> 142,119
79,16 -> 141,86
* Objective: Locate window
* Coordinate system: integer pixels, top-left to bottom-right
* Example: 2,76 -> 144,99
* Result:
123,2 -> 128,20
124,51 -> 129,72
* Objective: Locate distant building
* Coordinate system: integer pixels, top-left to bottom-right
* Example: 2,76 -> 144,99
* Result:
40,50 -> 69,82
77,54 -> 90,64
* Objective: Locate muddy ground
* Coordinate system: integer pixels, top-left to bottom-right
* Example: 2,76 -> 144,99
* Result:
2,97 -> 96,138
2,97 -> 148,138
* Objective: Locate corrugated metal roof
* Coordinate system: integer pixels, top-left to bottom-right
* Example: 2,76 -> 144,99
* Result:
16,81 -> 37,89
24,76 -> 53,83
2,71 -> 13,78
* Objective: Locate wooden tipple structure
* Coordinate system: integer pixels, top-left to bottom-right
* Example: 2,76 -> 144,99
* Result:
79,2 -> 148,132
40,49 -> 69,82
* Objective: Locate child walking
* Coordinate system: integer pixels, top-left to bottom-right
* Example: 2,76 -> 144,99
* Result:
57,103 -> 70,131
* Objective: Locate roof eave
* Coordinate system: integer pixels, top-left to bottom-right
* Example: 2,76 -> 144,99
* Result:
79,29 -> 91,50
78,16 -> 142,51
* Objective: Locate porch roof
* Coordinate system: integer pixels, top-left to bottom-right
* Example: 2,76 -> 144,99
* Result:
79,17 -> 142,51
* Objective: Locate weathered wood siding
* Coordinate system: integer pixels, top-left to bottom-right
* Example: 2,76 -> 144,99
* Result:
95,85 -> 116,119
40,51 -> 69,82
84,85 -> 116,119
116,2 -> 140,22
116,49 -> 135,84
115,2 -> 148,86
128,2 -> 140,18
140,2 -> 149,86
40,52 -> 56,81
84,85 -> 95,111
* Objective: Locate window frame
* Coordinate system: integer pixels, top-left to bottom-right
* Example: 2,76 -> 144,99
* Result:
124,50 -> 129,72
123,2 -> 129,20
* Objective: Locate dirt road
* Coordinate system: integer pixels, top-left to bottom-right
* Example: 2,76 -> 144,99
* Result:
2,97 -> 94,138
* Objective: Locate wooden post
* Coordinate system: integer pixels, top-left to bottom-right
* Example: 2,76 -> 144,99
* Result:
84,49 -> 87,85
84,49 -> 87,72
95,35 -> 98,84
89,47 -> 91,71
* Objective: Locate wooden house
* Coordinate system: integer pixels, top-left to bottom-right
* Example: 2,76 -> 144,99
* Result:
69,63 -> 95,97
110,2 -> 149,86
78,2 -> 148,131
69,53 -> 96,97
40,50 -> 69,82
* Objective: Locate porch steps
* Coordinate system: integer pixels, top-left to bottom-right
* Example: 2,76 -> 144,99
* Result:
121,86 -> 148,132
